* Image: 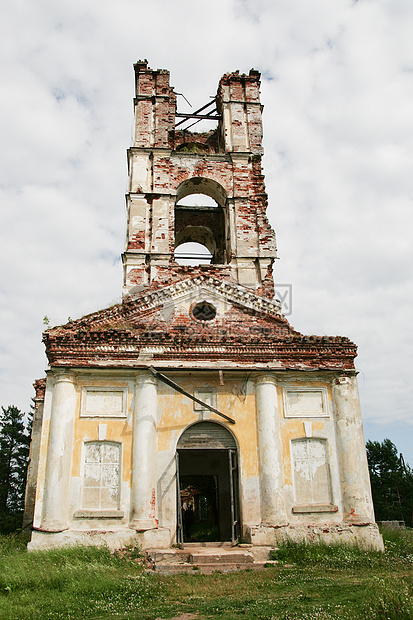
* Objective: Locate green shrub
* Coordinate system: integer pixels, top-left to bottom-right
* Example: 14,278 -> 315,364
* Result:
0,511 -> 23,535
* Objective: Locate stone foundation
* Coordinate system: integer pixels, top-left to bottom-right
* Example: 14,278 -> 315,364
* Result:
247,522 -> 384,551
28,522 -> 383,553
28,527 -> 172,552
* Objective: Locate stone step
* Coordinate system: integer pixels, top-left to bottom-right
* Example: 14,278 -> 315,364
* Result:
145,545 -> 277,574
147,549 -> 191,564
249,546 -> 275,562
147,560 -> 278,574
189,551 -> 254,564
183,541 -> 234,547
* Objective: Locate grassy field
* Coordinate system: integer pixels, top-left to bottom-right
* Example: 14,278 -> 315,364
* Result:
0,528 -> 412,619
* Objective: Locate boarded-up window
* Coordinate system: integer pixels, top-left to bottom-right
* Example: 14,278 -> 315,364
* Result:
292,438 -> 331,506
82,442 -> 121,510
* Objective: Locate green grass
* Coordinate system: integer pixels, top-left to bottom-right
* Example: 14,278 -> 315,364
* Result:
0,528 -> 412,619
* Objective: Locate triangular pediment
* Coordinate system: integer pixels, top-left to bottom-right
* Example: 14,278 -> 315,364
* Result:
123,275 -> 284,325
50,275 -> 287,333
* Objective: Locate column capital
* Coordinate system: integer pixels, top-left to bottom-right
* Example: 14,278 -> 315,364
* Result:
255,374 -> 277,387
333,374 -> 354,385
134,370 -> 157,388
52,370 -> 75,385
330,371 -> 358,386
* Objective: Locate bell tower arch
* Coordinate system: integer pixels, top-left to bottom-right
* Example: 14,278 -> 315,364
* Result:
174,178 -> 228,265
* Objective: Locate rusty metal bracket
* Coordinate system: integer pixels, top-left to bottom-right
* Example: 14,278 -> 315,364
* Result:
175,98 -> 221,129
148,367 -> 235,424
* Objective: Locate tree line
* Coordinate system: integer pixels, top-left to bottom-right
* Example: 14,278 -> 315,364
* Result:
0,406 -> 31,533
0,405 -> 412,533
366,438 -> 413,527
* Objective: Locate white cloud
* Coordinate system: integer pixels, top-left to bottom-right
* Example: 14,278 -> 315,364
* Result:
1,0 -> 412,462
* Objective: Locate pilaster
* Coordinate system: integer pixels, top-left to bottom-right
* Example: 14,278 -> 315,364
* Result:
255,375 -> 287,525
130,372 -> 158,530
23,380 -> 45,529
332,374 -> 375,523
39,372 -> 76,532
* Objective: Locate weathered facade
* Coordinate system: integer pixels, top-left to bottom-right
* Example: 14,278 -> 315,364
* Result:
26,62 -> 383,551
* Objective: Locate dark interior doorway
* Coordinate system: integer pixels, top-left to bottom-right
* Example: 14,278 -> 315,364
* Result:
176,422 -> 240,545
180,473 -> 219,542
177,448 -> 239,543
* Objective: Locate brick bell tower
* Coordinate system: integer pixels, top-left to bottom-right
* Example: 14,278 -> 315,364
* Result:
122,60 -> 277,298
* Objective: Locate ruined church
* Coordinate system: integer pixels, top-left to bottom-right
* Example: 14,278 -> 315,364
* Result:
26,62 -> 383,552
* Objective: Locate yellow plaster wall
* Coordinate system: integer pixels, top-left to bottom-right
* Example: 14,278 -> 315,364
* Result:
71,379 -> 133,485
61,375 -> 336,497
278,382 -> 332,486
157,376 -> 259,479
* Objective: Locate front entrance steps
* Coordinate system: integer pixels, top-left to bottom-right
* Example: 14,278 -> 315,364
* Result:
145,543 -> 277,574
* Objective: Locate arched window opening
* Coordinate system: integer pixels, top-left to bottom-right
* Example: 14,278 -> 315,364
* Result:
177,421 -> 237,450
174,181 -> 228,265
176,178 -> 227,207
177,194 -> 219,208
174,242 -> 213,266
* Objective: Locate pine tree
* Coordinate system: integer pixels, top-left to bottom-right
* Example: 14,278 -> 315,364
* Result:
366,438 -> 413,527
0,405 -> 31,532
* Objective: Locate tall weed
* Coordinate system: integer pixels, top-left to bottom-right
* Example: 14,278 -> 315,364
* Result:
381,526 -> 413,562
272,540 -> 385,569
366,577 -> 413,619
0,531 -> 30,556
272,527 -> 413,569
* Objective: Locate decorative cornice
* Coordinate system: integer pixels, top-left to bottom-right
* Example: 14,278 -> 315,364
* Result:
45,338 -> 357,371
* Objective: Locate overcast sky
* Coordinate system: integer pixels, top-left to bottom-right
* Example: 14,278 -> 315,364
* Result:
1,0 -> 412,463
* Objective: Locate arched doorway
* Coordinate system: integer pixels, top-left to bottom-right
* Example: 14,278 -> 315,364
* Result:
176,422 -> 240,545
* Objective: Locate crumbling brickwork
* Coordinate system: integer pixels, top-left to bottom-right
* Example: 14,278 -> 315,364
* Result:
41,61 -> 360,374
123,61 -> 277,296
42,60 -> 357,373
